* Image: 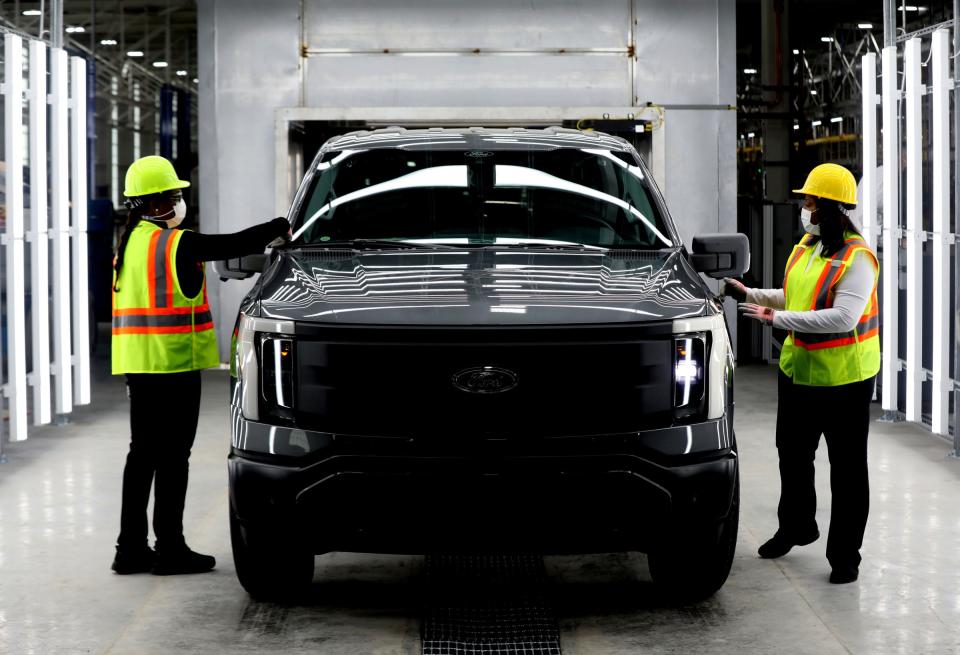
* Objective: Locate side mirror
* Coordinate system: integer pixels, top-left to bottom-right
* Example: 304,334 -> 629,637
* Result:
214,254 -> 269,281
690,233 -> 750,279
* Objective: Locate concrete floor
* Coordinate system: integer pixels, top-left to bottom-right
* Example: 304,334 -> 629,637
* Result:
2,352 -> 960,654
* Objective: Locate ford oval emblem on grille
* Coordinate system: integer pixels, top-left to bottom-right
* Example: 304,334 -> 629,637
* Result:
452,367 -> 518,394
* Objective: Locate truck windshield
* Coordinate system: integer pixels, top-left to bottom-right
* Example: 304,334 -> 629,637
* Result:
291,147 -> 674,249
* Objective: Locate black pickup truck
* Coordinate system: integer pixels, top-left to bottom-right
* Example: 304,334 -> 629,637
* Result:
218,126 -> 749,602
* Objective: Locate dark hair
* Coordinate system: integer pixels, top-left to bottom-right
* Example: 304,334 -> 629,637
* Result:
816,198 -> 858,257
113,191 -> 168,291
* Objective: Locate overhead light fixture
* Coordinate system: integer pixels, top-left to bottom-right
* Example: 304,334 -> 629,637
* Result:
858,23 -> 874,29
65,26 -> 85,33
898,5 -> 920,11
831,116 -> 844,123
792,49 -> 800,55
22,9 -> 42,16
821,36 -> 834,43
175,70 -> 188,77
743,68 -> 758,74
152,61 -> 168,68
747,132 -> 755,138
100,39 -> 118,46
127,50 -> 144,57
812,120 -> 823,127
810,89 -> 819,96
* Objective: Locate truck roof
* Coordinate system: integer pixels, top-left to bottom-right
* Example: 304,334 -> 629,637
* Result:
323,126 -> 632,152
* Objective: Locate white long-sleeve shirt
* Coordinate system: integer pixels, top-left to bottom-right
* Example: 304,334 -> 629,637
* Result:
746,241 -> 876,333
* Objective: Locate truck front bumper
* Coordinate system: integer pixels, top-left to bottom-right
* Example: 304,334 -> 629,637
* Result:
229,409 -> 737,555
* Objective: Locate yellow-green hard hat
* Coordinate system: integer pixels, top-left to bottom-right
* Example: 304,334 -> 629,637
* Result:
123,155 -> 190,197
793,163 -> 857,205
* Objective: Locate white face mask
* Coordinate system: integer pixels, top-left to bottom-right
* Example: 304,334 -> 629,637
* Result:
157,198 -> 187,228
800,207 -> 820,235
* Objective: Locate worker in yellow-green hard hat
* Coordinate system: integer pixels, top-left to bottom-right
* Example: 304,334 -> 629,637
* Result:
723,163 -> 880,585
110,155 -> 290,576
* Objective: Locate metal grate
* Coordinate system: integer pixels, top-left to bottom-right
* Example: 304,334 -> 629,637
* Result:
421,554 -> 562,655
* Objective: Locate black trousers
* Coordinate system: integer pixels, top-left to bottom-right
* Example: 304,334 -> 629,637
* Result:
118,370 -> 202,552
775,370 -> 876,569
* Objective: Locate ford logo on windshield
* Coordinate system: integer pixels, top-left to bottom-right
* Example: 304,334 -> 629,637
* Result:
452,367 -> 518,394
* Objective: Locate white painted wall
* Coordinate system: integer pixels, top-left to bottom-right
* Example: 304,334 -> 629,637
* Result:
198,0 -> 736,355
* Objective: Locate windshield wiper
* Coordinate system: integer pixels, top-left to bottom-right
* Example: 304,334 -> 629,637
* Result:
487,241 -> 606,251
288,239 -> 458,251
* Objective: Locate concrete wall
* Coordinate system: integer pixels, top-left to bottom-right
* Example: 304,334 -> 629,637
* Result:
198,0 -> 736,355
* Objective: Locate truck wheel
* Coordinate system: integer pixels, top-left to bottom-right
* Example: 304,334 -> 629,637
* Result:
229,503 -> 314,601
648,473 -> 739,604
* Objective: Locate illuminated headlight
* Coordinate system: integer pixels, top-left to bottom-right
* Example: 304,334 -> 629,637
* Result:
261,336 -> 294,410
674,334 -> 706,419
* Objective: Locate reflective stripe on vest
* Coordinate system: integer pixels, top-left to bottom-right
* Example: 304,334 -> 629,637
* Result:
791,237 -> 878,350
779,231 -> 881,387
111,221 -> 220,374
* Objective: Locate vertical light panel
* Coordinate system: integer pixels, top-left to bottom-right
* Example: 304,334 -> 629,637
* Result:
133,80 -> 141,160
50,47 -> 73,415
4,34 -> 28,441
29,38 -> 51,426
904,38 -> 922,423
861,52 -> 878,250
931,29 -> 951,436
70,56 -> 91,406
109,75 -> 118,209
881,45 -> 900,414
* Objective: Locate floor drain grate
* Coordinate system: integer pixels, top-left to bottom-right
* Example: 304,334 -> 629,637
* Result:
421,554 -> 562,655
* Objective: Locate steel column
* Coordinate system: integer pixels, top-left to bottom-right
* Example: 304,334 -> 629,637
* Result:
29,39 -> 51,426
159,84 -> 174,159
4,34 -> 28,443
881,45 -> 900,417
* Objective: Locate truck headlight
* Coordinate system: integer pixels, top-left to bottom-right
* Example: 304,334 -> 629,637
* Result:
674,333 -> 707,420
261,336 -> 295,410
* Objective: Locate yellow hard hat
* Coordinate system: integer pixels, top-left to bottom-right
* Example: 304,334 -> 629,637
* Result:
123,155 -> 190,197
792,163 -> 857,205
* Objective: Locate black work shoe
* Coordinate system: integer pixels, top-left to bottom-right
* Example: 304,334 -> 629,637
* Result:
829,566 -> 859,584
757,530 -> 820,559
152,546 -> 216,575
111,546 -> 156,574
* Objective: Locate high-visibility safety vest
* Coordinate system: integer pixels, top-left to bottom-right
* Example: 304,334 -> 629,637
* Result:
112,221 -> 220,374
778,231 -> 880,387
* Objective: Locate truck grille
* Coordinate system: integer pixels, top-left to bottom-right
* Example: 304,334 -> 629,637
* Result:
294,324 -> 674,438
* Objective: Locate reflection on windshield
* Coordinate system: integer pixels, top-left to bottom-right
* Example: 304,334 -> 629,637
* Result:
494,165 -> 671,246
292,165 -> 468,241
293,147 -> 674,249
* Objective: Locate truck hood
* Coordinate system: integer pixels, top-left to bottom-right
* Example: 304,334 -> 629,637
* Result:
256,248 -> 711,325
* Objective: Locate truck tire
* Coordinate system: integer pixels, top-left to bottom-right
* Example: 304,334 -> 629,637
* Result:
229,503 -> 314,601
648,472 -> 739,604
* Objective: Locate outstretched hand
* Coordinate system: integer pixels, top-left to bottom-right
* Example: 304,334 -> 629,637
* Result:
738,303 -> 775,326
267,217 -> 292,248
722,277 -> 749,302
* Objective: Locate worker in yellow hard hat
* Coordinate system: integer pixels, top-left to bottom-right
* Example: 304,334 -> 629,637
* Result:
723,163 -> 880,584
110,155 -> 290,576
